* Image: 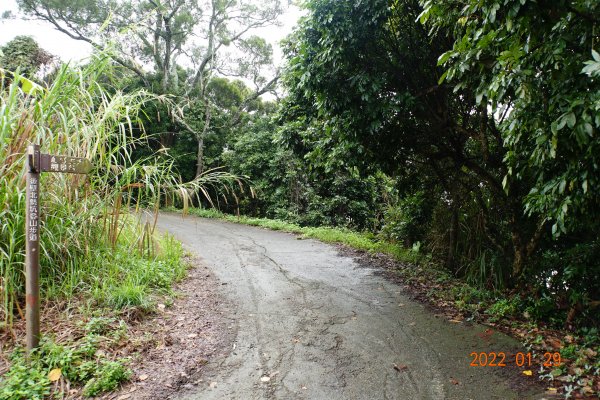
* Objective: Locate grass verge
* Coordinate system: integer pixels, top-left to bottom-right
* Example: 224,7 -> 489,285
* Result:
0,231 -> 186,399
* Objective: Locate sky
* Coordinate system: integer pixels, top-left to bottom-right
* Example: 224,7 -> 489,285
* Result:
0,0 -> 304,69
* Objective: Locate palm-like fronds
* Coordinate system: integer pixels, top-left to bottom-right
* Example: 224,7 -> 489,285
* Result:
0,54 -> 245,328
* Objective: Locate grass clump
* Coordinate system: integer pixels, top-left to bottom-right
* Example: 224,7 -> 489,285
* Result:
92,232 -> 185,310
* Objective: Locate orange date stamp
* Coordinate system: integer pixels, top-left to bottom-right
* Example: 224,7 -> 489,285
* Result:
469,351 -> 562,367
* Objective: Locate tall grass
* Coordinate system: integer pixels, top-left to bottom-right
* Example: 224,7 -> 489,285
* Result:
0,55 -> 243,331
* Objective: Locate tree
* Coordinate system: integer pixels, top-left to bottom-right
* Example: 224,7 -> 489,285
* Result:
418,0 -> 600,320
0,35 -> 54,77
281,0 -> 542,281
17,0 -> 284,176
419,0 -> 600,237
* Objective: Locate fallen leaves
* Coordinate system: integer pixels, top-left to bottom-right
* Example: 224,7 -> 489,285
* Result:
48,368 -> 62,382
393,363 -> 408,372
476,328 -> 495,342
548,338 -> 562,350
522,370 -> 533,376
138,374 -> 149,381
583,348 -> 597,358
564,335 -> 574,344
117,387 -> 137,399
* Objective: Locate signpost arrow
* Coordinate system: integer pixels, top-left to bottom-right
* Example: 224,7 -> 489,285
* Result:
25,145 -> 91,353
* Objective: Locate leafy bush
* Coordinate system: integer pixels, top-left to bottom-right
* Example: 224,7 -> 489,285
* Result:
82,361 -> 131,397
0,362 -> 50,400
486,298 -> 519,322
0,336 -> 130,399
380,191 -> 431,246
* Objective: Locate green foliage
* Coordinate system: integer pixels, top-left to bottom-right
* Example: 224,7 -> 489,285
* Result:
486,297 -> 519,322
83,316 -> 115,335
420,0 -> 600,237
380,191 -> 431,245
0,35 -> 53,78
531,237 -> 600,327
0,362 -> 50,400
0,336 -> 130,399
82,361 -> 131,397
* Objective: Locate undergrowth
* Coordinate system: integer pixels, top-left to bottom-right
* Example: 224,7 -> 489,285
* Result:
0,233 -> 185,399
1,54 -> 239,398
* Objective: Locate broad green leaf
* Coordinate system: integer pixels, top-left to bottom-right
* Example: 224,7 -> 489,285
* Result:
565,112 -> 576,128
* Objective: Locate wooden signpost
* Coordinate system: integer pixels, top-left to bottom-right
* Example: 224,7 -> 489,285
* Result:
25,144 -> 91,352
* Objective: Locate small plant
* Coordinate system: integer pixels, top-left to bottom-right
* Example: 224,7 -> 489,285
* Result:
486,298 -> 519,322
84,316 -> 115,335
0,335 -> 131,399
561,344 -> 579,361
82,360 -> 131,397
0,362 -> 50,400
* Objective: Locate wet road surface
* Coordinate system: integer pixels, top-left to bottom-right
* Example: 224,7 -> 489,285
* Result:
157,213 -> 544,400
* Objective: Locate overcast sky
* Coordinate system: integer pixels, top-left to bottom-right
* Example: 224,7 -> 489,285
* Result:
0,0 -> 304,68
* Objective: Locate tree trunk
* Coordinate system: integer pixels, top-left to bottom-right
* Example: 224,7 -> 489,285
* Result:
509,211 -> 545,285
196,134 -> 205,177
195,105 -> 212,178
446,205 -> 459,271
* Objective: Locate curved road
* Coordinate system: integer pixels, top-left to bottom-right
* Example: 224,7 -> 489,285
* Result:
157,213 -> 543,400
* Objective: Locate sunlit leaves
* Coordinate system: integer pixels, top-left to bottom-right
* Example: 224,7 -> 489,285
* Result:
582,50 -> 600,78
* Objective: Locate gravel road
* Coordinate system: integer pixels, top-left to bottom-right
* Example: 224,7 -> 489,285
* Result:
156,213 -> 544,400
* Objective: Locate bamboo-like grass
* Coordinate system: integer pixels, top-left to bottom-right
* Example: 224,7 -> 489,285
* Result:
0,55 -> 245,331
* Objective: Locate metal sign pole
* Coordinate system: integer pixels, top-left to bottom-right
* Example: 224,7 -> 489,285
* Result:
25,144 -> 41,352
23,145 -> 91,353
